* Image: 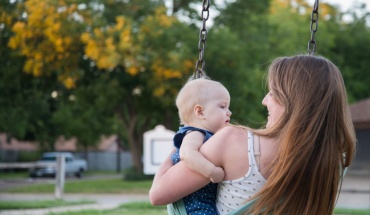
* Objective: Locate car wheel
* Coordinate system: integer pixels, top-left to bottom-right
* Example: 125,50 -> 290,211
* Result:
75,169 -> 83,178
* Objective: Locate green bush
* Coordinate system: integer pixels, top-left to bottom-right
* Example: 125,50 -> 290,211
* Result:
17,151 -> 41,162
122,168 -> 154,181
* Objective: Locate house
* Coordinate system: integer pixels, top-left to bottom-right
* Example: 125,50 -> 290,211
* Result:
349,98 -> 370,172
0,134 -> 120,154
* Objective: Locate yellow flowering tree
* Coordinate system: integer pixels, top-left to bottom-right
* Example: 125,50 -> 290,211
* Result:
8,0 -> 85,89
7,0 -> 196,172
79,5 -> 195,171
0,1 -> 66,150
81,6 -> 194,98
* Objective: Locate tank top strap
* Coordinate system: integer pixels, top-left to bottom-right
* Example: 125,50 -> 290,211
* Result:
247,130 -> 261,172
254,134 -> 261,169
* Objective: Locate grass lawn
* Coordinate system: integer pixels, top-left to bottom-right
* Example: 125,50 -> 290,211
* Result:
0,201 -> 166,214
0,200 -> 368,215
1,170 -> 152,194
47,206 -> 370,215
334,208 -> 370,215
0,170 -> 121,180
2,171 -> 369,215
6,178 -> 152,194
0,199 -> 95,210
0,171 -> 29,179
47,202 -> 167,215
1,171 -> 159,214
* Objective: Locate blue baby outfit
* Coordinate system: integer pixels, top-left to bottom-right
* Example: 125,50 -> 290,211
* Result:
171,126 -> 218,215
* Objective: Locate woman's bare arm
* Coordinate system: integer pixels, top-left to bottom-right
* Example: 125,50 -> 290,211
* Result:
180,131 -> 225,182
149,148 -> 210,205
149,126 -> 246,205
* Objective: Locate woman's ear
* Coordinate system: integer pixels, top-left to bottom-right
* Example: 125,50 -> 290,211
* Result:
194,105 -> 205,119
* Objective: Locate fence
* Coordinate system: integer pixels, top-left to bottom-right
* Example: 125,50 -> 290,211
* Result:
0,150 -> 132,171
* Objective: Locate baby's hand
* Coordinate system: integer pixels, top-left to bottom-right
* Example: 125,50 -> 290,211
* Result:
210,167 -> 225,183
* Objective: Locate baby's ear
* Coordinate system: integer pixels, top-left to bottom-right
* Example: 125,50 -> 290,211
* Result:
194,105 -> 205,118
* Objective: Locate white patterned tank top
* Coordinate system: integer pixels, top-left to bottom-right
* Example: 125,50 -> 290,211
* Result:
216,130 -> 267,215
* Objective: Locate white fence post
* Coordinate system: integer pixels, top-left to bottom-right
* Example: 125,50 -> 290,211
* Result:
55,154 -> 65,199
143,125 -> 175,175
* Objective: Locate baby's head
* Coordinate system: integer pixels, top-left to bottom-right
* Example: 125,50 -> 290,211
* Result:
176,77 -> 231,133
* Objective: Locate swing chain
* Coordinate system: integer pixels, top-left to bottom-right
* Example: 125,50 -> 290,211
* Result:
193,0 -> 210,79
308,0 -> 319,55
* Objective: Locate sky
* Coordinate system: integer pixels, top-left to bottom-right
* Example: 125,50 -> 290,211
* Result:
165,0 -> 370,26
320,0 -> 370,22
321,0 -> 369,12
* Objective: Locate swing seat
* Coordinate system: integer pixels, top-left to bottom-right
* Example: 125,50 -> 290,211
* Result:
166,198 -> 256,215
226,199 -> 257,215
167,199 -> 187,215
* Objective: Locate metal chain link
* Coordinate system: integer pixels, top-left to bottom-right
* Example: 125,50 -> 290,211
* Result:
193,0 -> 210,79
308,0 -> 319,55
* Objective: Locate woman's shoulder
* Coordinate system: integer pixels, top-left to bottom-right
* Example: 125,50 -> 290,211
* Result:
220,125 -> 249,134
214,125 -> 248,142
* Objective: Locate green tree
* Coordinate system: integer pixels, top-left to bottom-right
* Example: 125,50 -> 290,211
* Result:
326,5 -> 370,102
79,3 -> 196,172
7,0 -> 197,172
0,0 -> 61,150
3,0 -> 369,174
203,0 -> 271,126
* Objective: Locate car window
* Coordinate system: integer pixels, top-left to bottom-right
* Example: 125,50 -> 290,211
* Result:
41,157 -> 56,161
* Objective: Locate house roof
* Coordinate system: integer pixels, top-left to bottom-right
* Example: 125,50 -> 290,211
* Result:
0,134 -> 119,152
0,134 -> 37,151
349,98 -> 370,129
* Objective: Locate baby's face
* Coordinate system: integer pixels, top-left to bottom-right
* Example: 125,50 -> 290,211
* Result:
200,85 -> 231,133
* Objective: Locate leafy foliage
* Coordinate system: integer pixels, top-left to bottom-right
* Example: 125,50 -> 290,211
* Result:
8,0 -> 86,88
1,0 -> 369,171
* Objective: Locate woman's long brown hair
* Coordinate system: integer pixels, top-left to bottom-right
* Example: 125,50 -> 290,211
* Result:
247,55 -> 356,215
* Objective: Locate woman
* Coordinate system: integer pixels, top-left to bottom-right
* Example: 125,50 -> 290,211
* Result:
150,54 -> 356,215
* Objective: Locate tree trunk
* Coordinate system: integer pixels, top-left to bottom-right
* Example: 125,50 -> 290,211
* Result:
115,106 -> 144,173
127,133 -> 143,172
116,137 -> 121,173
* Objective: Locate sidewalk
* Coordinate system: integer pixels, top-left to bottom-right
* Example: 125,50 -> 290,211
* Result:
0,175 -> 369,215
337,173 -> 370,210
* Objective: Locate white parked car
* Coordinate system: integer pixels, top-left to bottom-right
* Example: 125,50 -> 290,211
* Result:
29,152 -> 88,178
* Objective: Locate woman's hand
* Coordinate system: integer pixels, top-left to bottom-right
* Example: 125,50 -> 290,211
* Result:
149,149 -> 211,205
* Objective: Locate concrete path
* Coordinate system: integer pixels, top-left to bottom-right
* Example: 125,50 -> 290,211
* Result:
337,174 -> 370,210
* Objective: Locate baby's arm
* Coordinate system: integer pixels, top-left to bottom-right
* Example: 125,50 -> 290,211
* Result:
180,131 -> 225,183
